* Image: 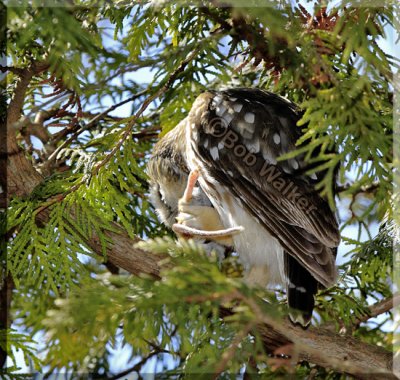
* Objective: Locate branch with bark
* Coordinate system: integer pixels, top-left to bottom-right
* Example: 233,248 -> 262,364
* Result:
353,293 -> 400,327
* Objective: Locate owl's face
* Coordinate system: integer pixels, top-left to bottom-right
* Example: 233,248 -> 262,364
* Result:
147,117 -> 215,227
147,139 -> 231,263
148,174 -> 186,227
149,172 -> 214,226
146,119 -> 188,226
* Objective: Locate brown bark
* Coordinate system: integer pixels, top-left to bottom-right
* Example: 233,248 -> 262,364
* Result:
354,293 -> 400,326
258,320 -> 395,379
3,63 -> 48,200
39,210 -> 168,280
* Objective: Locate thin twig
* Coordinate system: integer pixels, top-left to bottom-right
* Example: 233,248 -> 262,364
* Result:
7,62 -> 50,128
10,92 -> 69,132
29,49 -> 199,213
92,48 -> 199,175
354,292 -> 400,326
0,65 -> 25,75
47,88 -> 149,161
213,322 -> 254,379
108,350 -> 161,380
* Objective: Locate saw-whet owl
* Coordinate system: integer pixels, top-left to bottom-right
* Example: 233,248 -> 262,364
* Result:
147,88 -> 340,326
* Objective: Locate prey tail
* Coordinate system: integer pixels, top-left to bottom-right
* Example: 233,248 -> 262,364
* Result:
172,223 -> 244,238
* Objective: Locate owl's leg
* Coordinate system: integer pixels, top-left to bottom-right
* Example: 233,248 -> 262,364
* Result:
173,169 -> 243,245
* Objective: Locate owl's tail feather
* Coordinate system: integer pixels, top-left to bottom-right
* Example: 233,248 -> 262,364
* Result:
285,253 -> 318,328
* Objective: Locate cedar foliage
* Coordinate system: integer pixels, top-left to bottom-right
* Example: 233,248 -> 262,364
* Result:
1,1 -> 398,378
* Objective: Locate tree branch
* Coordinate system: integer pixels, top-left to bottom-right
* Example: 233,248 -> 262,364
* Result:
6,62 -> 49,129
35,209 -> 167,279
354,292 -> 400,326
256,316 -> 394,379
219,292 -> 396,379
2,64 -> 46,201
108,348 -> 167,380
0,65 -> 24,76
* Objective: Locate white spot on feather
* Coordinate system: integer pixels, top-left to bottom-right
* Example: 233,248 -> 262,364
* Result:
237,120 -> 254,134
233,103 -> 243,113
245,139 -> 260,153
273,133 -> 281,144
244,112 -> 255,123
235,121 -> 253,139
210,146 -> 219,160
213,95 -> 223,105
223,113 -> 233,124
310,173 -> 317,180
215,104 -> 227,117
290,159 -> 299,170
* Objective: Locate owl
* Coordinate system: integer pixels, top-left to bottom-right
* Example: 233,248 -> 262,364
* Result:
147,88 -> 340,326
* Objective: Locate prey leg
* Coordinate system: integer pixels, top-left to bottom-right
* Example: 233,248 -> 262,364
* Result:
182,169 -> 199,203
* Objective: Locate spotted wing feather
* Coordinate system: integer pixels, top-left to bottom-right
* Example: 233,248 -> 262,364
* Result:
187,88 -> 339,287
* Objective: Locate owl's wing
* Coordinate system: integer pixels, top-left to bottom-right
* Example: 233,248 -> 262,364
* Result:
186,89 -> 340,287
